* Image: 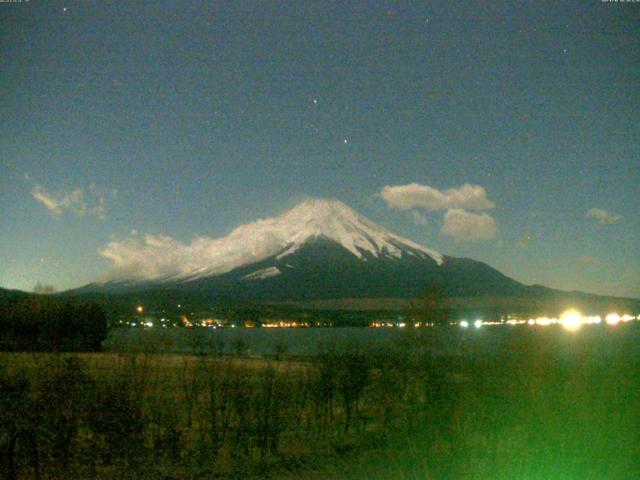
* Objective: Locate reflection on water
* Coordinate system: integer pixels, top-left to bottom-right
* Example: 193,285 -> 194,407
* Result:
105,322 -> 640,359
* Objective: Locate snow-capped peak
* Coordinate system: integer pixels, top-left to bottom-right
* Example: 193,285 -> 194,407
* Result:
99,198 -> 442,282
274,199 -> 442,263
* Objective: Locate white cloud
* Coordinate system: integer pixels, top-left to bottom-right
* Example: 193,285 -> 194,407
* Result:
31,183 -> 107,219
586,208 -> 621,225
99,234 -> 185,279
411,210 -> 428,226
32,185 -> 86,216
99,220 -> 300,280
441,209 -> 496,242
380,182 -> 498,241
380,182 -> 494,211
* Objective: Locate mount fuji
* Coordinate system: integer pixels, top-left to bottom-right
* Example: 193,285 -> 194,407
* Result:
66,199 -> 637,313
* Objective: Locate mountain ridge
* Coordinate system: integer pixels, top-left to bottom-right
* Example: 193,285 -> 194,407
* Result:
59,199 -> 640,315
98,198 -> 443,284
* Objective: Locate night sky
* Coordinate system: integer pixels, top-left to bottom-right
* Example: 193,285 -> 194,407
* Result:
1,1 -> 638,297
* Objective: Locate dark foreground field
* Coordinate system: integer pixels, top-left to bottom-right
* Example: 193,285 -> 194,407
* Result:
1,324 -> 639,479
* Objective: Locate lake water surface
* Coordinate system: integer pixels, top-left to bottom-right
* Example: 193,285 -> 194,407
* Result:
104,322 -> 640,360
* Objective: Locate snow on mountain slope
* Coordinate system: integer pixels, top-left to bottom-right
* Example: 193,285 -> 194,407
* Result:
99,198 -> 442,282
272,199 -> 442,263
241,266 -> 281,281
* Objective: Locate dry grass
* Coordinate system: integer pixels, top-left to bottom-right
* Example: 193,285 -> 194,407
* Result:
1,325 -> 639,479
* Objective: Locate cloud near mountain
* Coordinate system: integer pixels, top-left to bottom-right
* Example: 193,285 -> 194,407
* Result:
98,199 -> 443,282
441,209 -> 497,241
380,183 -> 494,211
380,183 -> 497,242
99,231 -> 288,281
